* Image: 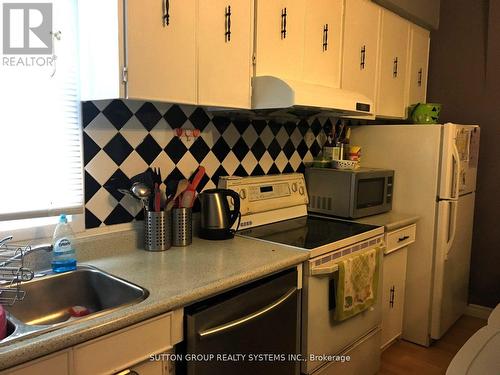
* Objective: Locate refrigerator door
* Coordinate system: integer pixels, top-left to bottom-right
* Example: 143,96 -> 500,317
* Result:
439,123 -> 480,199
431,192 -> 475,339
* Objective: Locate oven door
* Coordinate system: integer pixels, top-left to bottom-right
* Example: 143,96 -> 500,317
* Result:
351,171 -> 393,218
301,243 -> 383,374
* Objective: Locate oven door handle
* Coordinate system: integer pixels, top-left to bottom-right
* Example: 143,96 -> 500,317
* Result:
198,288 -> 297,339
311,264 -> 339,276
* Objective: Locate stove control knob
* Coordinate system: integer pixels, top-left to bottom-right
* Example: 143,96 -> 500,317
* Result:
239,189 -> 247,200
291,183 -> 298,192
299,186 -> 305,195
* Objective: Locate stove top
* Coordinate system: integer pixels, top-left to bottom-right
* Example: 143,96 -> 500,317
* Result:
238,214 -> 382,258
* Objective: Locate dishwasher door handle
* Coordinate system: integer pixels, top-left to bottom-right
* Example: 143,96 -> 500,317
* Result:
198,288 -> 297,339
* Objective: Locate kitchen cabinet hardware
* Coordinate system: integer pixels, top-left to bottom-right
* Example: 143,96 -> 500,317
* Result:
322,24 -> 329,51
393,57 -> 398,78
418,67 -> 423,86
360,45 -> 366,69
163,0 -> 170,26
281,8 -> 287,39
398,235 -> 410,242
115,370 -> 139,375
389,286 -> 395,307
225,5 -> 232,42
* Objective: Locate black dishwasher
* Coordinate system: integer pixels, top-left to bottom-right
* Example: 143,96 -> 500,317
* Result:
180,268 -> 301,375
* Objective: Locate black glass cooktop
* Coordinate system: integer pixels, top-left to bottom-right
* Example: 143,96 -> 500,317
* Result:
238,215 -> 379,250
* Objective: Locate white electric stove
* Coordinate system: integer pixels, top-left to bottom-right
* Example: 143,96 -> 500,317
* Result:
219,173 -> 385,375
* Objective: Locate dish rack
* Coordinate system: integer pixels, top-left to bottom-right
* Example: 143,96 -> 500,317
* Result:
0,237 -> 34,306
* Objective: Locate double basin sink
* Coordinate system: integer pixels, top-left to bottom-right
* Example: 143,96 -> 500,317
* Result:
1,266 -> 149,346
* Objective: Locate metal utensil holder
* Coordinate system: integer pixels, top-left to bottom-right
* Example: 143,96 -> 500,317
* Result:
172,208 -> 192,247
144,211 -> 172,251
0,240 -> 34,306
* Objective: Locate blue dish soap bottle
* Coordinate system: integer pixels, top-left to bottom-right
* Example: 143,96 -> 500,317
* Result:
51,214 -> 77,273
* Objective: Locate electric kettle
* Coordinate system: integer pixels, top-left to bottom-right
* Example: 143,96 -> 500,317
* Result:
199,189 -> 241,240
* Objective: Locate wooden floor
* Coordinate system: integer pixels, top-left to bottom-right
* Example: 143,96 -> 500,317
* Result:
379,316 -> 486,375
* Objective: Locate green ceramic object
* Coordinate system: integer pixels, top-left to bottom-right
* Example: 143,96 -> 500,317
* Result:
410,103 -> 442,124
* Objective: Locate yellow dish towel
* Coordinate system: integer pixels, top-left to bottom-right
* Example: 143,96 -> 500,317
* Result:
334,246 -> 382,321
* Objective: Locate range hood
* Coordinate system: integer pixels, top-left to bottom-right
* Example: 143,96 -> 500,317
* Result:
251,76 -> 374,118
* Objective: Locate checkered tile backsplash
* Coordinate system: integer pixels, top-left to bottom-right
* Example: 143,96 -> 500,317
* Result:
83,99 -> 334,229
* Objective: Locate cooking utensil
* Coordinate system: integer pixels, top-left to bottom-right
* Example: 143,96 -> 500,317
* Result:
198,188 -> 241,240
132,182 -> 151,211
181,166 -> 206,208
154,183 -> 161,212
0,305 -> 6,340
166,179 -> 189,211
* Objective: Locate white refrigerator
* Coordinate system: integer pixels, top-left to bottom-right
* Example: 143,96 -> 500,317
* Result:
351,123 -> 480,346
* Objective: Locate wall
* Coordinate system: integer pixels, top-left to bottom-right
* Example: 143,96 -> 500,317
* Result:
427,0 -> 500,307
82,100 -> 329,228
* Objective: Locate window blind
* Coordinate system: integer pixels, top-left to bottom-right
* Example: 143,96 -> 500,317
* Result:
0,0 -> 83,221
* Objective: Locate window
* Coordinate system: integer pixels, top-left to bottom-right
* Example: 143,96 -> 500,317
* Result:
0,0 -> 83,230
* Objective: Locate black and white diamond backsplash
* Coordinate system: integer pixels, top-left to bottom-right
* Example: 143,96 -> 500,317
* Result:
83,99 -> 335,229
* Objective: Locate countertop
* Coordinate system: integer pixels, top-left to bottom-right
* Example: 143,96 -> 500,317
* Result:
0,234 -> 309,370
355,212 -> 419,232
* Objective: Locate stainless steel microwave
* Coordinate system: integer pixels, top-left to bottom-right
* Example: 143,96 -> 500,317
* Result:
305,167 -> 394,219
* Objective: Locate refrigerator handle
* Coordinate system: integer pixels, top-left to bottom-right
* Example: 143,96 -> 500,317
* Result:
445,200 -> 458,260
451,143 -> 461,199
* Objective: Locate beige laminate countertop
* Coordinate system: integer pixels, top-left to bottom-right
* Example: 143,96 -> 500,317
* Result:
0,233 -> 309,370
355,212 -> 419,232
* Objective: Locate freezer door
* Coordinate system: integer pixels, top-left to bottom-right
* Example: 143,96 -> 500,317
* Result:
439,123 -> 480,198
431,193 -> 475,340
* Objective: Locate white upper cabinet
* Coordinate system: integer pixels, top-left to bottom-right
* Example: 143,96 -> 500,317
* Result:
255,0 -> 306,80
126,0 -> 197,104
376,10 -> 410,118
341,0 -> 381,106
407,24 -> 430,107
198,0 -> 253,109
302,0 -> 344,87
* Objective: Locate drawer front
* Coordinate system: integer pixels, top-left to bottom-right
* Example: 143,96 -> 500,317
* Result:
1,351 -> 70,375
386,224 -> 416,253
73,313 -> 172,375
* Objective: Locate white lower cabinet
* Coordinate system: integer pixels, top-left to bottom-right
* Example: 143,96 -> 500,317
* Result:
0,350 -> 71,375
381,224 -> 416,349
1,310 -> 183,375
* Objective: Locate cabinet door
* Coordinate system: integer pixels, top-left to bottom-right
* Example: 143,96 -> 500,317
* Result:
376,10 -> 410,118
381,247 -> 408,349
408,24 -> 430,107
198,0 -> 253,109
341,0 -> 381,104
128,358 -> 166,375
126,0 -> 197,104
1,351 -> 70,375
303,0 -> 343,87
255,0 -> 306,80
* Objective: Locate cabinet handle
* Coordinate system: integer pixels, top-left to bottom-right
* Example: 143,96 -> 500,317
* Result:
393,57 -> 398,78
418,68 -> 423,86
162,0 -> 170,26
389,286 -> 395,308
281,8 -> 287,39
360,45 -> 366,70
225,5 -> 232,42
322,24 -> 329,51
398,235 -> 410,242
115,370 -> 139,375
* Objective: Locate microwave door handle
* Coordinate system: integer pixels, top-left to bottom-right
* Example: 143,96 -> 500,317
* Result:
445,200 -> 458,260
198,288 -> 297,339
311,264 -> 339,276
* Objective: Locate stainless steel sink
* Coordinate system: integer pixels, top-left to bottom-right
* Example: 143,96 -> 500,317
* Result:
1,265 -> 149,346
